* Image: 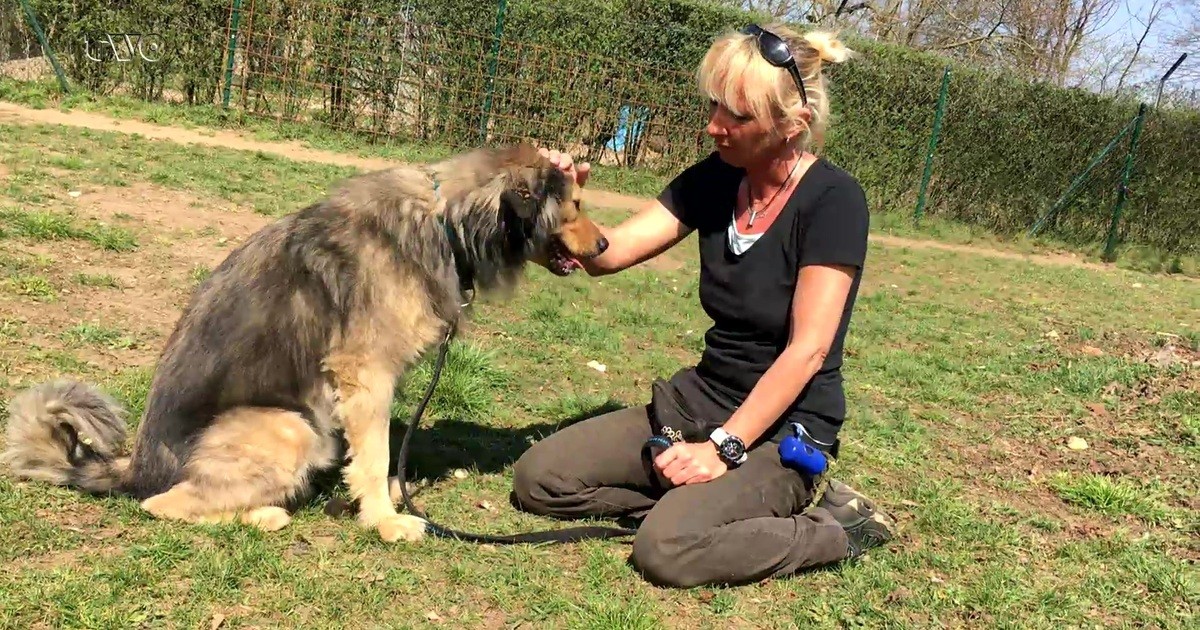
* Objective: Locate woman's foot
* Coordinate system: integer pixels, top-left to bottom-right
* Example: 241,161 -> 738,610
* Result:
816,479 -> 896,559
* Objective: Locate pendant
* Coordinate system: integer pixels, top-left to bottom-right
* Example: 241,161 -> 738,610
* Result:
747,208 -> 759,228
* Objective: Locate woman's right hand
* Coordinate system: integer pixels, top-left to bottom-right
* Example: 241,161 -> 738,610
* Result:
539,147 -> 590,189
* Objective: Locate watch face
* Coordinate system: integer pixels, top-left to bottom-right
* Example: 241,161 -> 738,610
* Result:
720,438 -> 745,461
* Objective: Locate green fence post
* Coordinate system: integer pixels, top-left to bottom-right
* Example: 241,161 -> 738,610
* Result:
222,0 -> 245,108
478,0 -> 509,145
914,65 -> 951,223
1028,116 -> 1136,238
1104,102 -> 1148,262
17,0 -> 69,93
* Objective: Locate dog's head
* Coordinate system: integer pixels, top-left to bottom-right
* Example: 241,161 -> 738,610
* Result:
493,143 -> 608,276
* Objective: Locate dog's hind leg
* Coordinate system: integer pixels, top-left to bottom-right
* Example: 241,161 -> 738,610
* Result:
326,357 -> 426,543
139,407 -> 334,532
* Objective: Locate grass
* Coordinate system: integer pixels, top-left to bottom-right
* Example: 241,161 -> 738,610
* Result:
0,120 -> 1197,628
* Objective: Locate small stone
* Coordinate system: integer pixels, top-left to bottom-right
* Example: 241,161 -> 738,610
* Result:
452,468 -> 469,479
68,190 -> 82,198
1067,437 -> 1088,451
1045,330 -> 1060,339
1132,283 -> 1143,288
586,360 -> 607,373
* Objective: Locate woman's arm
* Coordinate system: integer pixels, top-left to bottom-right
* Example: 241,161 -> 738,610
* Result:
577,201 -> 692,277
654,263 -> 857,486
718,263 -> 857,446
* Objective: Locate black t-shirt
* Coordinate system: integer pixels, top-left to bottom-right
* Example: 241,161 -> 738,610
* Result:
656,151 -> 869,447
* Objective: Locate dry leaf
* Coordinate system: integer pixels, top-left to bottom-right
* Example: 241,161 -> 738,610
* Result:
586,360 -> 607,373
210,613 -> 226,630
476,500 -> 497,512
1086,402 -> 1107,417
425,611 -> 442,622
1045,330 -> 1060,339
1080,345 -> 1104,357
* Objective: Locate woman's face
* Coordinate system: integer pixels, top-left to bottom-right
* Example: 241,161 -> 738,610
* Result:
705,97 -> 782,169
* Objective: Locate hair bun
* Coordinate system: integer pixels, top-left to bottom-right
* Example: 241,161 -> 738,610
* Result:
803,31 -> 853,64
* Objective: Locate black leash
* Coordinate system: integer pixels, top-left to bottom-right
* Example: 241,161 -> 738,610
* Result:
393,326 -> 638,545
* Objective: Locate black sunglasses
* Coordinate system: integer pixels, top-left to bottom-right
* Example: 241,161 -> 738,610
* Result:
740,24 -> 809,107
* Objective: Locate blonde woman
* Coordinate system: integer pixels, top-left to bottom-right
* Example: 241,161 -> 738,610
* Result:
512,23 -> 896,588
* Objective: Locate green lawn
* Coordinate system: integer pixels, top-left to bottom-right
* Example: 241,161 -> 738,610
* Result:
0,122 -> 1196,629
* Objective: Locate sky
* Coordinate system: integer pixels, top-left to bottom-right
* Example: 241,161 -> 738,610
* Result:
1089,0 -> 1193,89
1096,0 -> 1186,64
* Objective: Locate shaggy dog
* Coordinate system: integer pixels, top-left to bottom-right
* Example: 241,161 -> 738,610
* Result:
0,142 -> 608,543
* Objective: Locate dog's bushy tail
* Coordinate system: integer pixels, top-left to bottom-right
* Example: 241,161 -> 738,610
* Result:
1,379 -> 131,495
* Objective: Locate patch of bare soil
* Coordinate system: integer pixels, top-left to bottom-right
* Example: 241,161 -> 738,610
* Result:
952,332 -> 1199,543
0,101 -> 398,172
0,184 -> 269,385
8,499 -> 128,572
1,101 -> 1187,280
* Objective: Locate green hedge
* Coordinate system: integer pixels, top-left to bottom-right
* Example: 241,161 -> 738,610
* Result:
20,0 -> 1200,256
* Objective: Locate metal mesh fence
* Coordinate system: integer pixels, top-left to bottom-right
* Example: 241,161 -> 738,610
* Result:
230,0 -> 710,175
2,6 -> 42,64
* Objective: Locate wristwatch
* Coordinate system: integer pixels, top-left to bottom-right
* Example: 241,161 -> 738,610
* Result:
709,427 -> 748,466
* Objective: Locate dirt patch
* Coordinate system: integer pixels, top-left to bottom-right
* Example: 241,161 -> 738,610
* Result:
0,183 -> 272,381
0,101 -> 398,172
76,182 -> 268,237
869,234 -> 1131,275
70,182 -> 270,269
3,101 -> 1190,281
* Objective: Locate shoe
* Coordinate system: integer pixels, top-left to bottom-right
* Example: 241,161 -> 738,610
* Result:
816,479 -> 896,559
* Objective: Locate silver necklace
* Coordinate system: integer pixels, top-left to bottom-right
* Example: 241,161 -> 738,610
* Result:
745,156 -> 802,228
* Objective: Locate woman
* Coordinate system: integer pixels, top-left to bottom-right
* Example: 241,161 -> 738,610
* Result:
511,23 -> 895,588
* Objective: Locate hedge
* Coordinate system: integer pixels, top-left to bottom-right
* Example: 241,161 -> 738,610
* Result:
20,0 -> 1200,256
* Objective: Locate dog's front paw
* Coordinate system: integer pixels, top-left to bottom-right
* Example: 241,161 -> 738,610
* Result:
377,514 -> 427,543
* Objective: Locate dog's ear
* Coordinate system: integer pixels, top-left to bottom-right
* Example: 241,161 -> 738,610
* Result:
501,186 -> 538,220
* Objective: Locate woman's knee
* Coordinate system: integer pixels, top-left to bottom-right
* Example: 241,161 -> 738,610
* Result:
629,523 -> 708,588
509,444 -> 559,515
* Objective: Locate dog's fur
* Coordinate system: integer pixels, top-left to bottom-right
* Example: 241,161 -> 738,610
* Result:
0,142 -> 606,542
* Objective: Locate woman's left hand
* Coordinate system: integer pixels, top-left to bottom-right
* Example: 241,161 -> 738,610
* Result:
655,441 -> 728,486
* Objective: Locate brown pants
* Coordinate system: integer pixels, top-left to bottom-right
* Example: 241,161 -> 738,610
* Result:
510,404 -> 851,588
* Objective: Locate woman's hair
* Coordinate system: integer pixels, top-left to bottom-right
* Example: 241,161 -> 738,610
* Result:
696,24 -> 854,152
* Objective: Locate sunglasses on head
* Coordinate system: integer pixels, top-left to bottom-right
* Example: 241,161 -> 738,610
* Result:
740,24 -> 809,107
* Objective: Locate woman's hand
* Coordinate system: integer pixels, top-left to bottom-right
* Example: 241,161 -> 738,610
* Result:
538,147 -> 590,189
655,441 -> 728,486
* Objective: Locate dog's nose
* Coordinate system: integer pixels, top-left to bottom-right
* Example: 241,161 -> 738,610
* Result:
596,236 -> 609,254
